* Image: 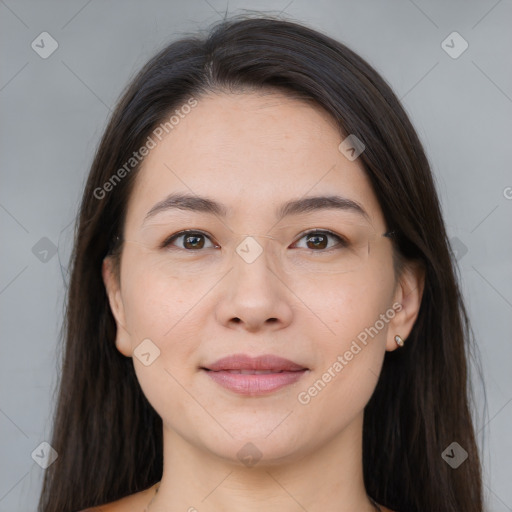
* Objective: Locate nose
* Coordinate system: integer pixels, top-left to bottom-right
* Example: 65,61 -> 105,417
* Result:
214,234 -> 294,333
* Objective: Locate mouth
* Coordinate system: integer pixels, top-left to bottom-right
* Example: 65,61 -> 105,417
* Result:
200,354 -> 309,395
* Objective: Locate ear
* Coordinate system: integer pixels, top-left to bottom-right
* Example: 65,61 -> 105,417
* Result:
102,256 -> 132,357
386,260 -> 425,351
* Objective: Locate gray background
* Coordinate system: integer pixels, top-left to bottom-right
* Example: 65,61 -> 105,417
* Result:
1,0 -> 511,510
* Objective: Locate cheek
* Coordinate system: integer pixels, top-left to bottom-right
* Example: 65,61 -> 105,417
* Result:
120,249 -> 212,341
293,258 -> 395,347
119,252 -> 213,404
119,258 -> 208,427
294,260 -> 395,410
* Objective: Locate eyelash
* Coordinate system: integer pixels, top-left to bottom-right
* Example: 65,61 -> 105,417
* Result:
160,229 -> 348,252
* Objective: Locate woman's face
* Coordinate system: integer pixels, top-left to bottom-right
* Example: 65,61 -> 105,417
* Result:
103,90 -> 418,465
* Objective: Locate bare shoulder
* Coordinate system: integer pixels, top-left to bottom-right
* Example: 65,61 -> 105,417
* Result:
79,482 -> 159,512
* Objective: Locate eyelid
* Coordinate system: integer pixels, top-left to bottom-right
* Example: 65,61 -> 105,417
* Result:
294,228 -> 346,241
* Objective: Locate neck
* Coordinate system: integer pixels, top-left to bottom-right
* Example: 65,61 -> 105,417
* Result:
148,413 -> 379,512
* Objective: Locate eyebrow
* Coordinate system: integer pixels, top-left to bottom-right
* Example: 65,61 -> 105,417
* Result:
143,192 -> 370,224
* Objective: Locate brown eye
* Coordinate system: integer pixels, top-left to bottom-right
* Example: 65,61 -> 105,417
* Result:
292,230 -> 346,251
162,231 -> 218,250
305,233 -> 328,249
183,234 -> 205,249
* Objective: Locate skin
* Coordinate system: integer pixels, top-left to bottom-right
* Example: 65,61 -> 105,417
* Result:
100,90 -> 424,512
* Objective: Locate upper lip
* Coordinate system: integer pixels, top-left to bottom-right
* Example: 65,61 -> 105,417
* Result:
202,354 -> 308,372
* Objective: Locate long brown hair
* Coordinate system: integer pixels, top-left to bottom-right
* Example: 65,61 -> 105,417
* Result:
39,14 -> 483,512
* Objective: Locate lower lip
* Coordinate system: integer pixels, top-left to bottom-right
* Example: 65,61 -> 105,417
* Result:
203,369 -> 308,395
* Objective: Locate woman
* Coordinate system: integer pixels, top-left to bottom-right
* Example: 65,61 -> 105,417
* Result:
38,14 -> 483,512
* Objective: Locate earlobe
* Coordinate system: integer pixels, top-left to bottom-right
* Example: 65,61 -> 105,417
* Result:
386,261 -> 425,351
102,257 -> 133,357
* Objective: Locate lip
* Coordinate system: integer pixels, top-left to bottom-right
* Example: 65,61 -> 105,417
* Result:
201,353 -> 309,396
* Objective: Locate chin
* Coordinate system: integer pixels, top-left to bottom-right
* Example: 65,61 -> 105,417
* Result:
198,424 -> 312,468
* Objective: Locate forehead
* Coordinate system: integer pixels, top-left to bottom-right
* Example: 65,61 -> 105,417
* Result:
124,91 -> 384,230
